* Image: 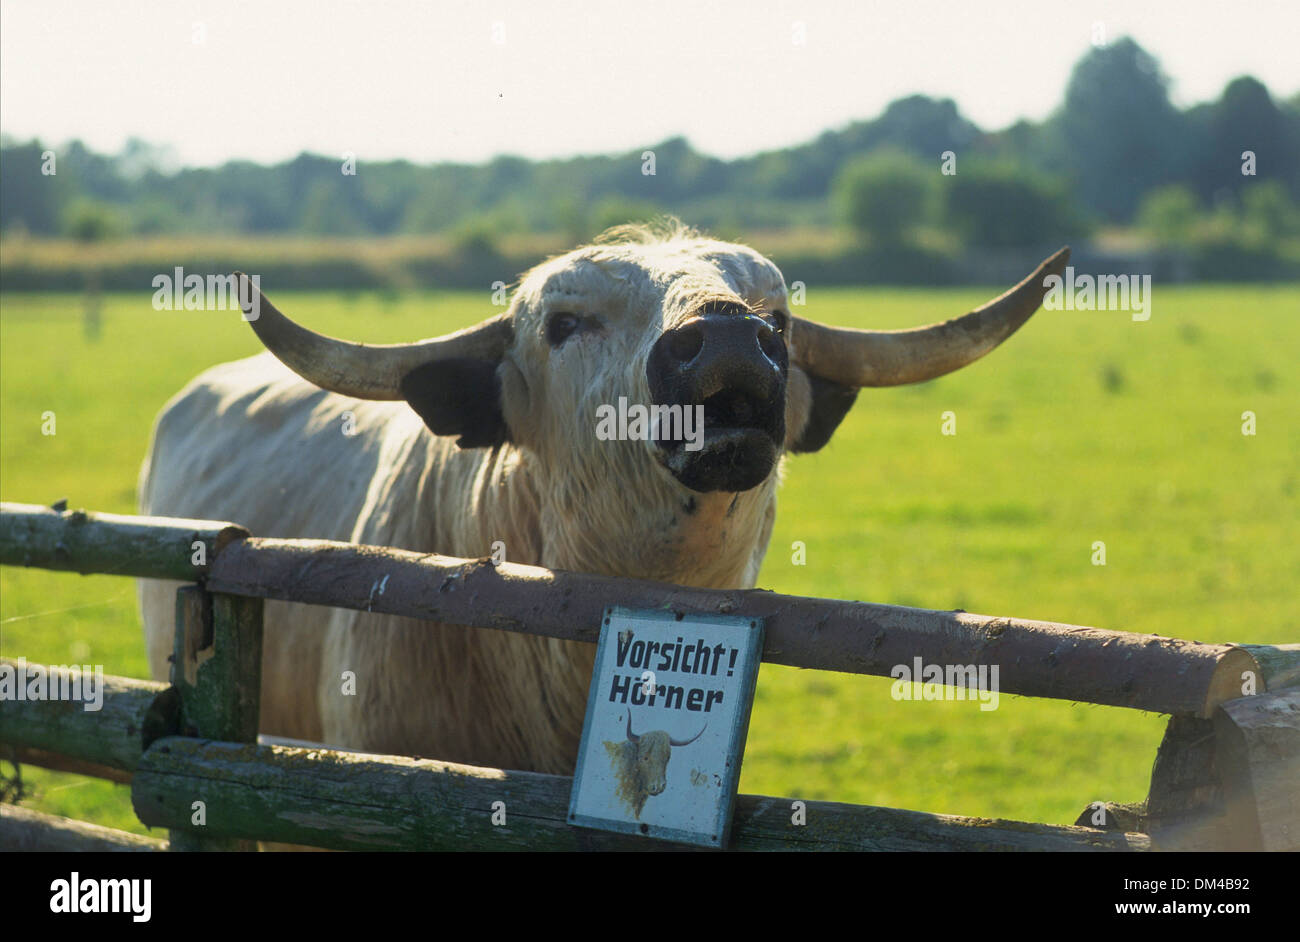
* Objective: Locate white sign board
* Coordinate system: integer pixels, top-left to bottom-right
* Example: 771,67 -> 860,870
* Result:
568,606 -> 764,848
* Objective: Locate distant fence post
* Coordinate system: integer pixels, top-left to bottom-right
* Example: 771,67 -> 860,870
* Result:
167,586 -> 263,851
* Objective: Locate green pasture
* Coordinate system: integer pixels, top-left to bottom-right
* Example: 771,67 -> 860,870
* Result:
1,283 -> 1296,837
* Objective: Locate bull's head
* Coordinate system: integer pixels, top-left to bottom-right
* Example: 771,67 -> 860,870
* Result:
235,224 -> 1067,576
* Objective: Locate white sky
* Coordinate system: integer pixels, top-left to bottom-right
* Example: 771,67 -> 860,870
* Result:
2,0 -> 1298,167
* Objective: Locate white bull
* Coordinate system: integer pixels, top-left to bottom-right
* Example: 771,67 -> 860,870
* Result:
138,222 -> 1067,774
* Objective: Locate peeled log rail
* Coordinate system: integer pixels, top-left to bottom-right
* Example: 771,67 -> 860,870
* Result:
0,502 -> 248,581
132,737 -> 1149,852
0,659 -> 179,775
207,537 -> 1256,717
0,503 -> 1261,716
0,805 -> 166,852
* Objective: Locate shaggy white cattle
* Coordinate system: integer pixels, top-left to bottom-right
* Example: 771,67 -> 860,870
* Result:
137,222 -> 1066,774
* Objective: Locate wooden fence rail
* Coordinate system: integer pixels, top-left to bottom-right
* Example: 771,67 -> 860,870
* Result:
130,737 -> 1149,852
0,502 -> 1263,716
0,659 -> 1151,852
0,502 -> 247,581
2,501 -> 1296,852
0,659 -> 177,776
0,805 -> 167,852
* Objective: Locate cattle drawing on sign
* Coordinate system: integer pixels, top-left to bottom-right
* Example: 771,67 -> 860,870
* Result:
603,710 -> 707,818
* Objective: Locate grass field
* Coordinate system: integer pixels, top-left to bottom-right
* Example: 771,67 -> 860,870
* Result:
2,282 -> 1297,838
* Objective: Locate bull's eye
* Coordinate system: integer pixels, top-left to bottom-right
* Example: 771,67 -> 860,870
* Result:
546,312 -> 580,346
770,310 -> 789,334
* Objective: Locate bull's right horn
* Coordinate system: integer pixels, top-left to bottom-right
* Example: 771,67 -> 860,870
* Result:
625,711 -> 640,742
790,247 -> 1069,388
234,273 -> 513,401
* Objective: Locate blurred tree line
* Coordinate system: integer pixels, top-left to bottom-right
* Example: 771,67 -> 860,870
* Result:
2,38 -> 1298,273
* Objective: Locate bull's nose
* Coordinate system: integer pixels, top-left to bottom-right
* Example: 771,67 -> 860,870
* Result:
650,311 -> 786,403
647,305 -> 788,492
664,313 -> 780,367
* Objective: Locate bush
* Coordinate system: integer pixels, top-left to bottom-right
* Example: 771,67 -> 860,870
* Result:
943,161 -> 1087,249
1240,181 -> 1300,240
61,199 -> 124,243
833,152 -> 935,246
1138,185 -> 1200,247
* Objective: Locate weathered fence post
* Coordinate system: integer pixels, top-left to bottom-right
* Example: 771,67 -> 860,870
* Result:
1214,688 -> 1300,851
1144,714 -> 1232,849
164,586 -> 263,851
1144,643 -> 1300,851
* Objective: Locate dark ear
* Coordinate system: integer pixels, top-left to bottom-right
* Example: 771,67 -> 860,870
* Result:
790,373 -> 859,453
399,359 -> 509,448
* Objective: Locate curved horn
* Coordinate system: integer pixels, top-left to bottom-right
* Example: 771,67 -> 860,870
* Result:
234,272 -> 512,401
790,247 -> 1069,387
669,723 -> 707,747
625,711 -> 640,742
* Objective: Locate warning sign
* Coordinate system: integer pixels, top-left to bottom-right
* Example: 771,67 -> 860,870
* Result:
567,606 -> 764,848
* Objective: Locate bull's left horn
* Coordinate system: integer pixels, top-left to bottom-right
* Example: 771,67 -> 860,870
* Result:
670,723 -> 707,747
789,247 -> 1069,387
234,273 -> 512,400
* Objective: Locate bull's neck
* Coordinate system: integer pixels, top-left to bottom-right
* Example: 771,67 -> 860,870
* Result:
487,443 -> 777,590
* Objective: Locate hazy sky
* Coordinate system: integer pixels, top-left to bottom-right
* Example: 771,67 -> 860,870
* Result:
3,0 -> 1297,167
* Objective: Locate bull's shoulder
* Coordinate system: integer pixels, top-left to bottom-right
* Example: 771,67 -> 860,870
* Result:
140,354 -> 536,553
140,354 -> 414,538
150,353 -> 413,444
156,353 -> 330,426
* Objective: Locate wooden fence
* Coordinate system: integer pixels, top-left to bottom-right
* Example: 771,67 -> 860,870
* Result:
1,501 -> 1296,851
